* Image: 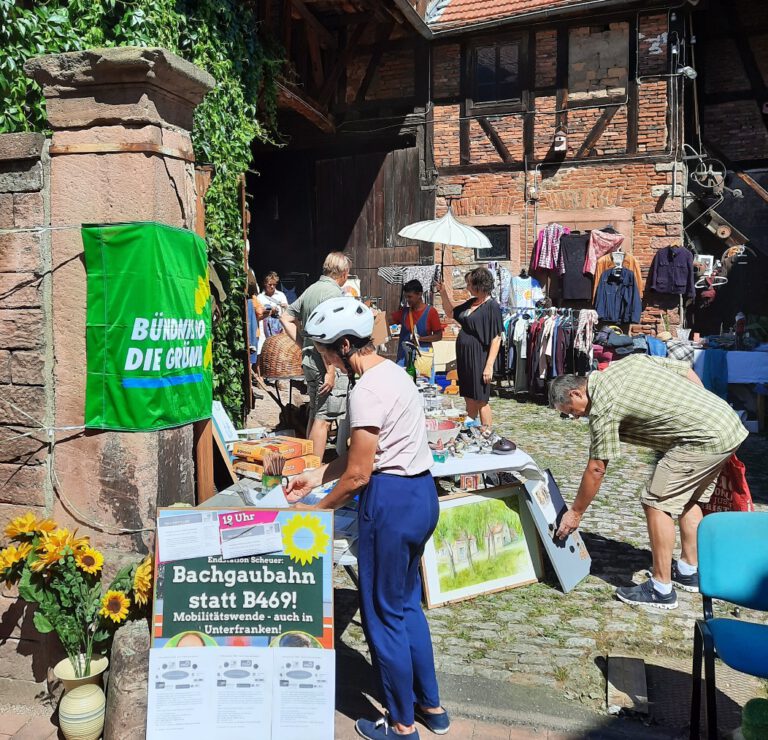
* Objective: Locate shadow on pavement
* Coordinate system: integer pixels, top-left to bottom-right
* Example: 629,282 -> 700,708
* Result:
581,532 -> 652,587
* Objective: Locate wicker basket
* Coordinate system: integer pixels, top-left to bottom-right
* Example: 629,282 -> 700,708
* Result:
258,333 -> 303,378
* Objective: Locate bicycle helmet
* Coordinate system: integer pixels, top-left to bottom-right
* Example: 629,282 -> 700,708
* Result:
304,296 -> 374,345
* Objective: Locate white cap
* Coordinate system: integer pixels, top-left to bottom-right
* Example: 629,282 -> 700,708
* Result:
305,296 -> 374,344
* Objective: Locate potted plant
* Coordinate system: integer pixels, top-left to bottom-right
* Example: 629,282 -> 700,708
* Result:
1,512 -> 152,740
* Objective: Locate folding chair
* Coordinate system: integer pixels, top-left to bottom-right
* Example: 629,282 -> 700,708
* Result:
690,512 -> 768,739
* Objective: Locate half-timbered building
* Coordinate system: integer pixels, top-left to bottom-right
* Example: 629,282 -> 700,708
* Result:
248,0 -> 768,334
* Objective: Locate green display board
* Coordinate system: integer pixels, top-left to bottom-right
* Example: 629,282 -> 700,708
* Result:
83,222 -> 213,430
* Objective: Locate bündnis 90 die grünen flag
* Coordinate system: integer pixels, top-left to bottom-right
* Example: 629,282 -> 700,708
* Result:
83,222 -> 213,431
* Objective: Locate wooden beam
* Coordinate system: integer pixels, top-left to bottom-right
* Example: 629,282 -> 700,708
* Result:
555,24 -> 569,142
283,0 -> 292,59
523,29 -> 536,159
437,150 -> 675,175
306,25 -> 325,91
626,14 -> 638,153
277,80 -> 335,133
478,117 -> 512,162
193,420 -> 216,504
356,20 -> 394,103
287,0 -> 337,49
460,41 -> 471,165
319,20 -> 371,107
575,105 -> 620,158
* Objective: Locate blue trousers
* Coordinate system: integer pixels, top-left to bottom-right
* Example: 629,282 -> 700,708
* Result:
358,471 -> 441,725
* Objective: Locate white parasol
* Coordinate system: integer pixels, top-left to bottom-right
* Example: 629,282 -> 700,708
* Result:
398,208 -> 493,281
398,207 -> 493,252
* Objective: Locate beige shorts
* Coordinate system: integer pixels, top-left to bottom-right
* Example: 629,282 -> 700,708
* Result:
641,446 -> 738,517
304,364 -> 349,422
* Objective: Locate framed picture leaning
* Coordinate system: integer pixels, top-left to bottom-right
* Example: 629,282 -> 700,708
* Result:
421,486 -> 543,609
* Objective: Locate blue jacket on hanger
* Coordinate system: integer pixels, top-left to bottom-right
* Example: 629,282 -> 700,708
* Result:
595,267 -> 642,323
648,246 -> 695,298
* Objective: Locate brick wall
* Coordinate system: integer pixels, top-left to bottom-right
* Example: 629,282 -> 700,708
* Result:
346,48 -> 415,103
699,0 -> 768,162
433,162 -> 686,334
0,132 -> 54,701
569,22 -> 629,101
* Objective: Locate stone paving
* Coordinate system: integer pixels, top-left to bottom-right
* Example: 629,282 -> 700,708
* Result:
333,395 -> 768,730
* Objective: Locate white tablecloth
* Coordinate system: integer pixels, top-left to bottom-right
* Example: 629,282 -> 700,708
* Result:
431,449 -> 541,478
692,350 -> 768,384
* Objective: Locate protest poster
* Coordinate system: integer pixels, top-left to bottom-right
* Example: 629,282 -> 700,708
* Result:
152,508 -> 335,649
147,508 -> 336,740
82,221 -> 213,430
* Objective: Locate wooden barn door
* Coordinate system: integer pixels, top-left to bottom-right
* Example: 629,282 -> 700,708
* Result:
315,146 -> 435,353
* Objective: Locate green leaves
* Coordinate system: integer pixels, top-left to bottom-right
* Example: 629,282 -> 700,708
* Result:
32,610 -> 54,633
1,0 -> 281,420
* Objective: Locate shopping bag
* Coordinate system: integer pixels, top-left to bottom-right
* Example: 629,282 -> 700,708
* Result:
701,454 -> 755,514
414,348 -> 434,378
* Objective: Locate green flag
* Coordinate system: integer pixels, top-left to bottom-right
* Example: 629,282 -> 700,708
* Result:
83,222 -> 213,431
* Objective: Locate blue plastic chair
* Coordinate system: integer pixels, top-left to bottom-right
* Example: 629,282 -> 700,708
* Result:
690,512 -> 768,739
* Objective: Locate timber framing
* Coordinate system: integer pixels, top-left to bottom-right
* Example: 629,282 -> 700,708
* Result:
436,150 -> 675,176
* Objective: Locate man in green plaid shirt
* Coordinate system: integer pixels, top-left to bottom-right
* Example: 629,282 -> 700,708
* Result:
549,355 -> 747,609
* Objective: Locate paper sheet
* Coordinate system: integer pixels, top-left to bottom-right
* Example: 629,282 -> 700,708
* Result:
157,511 -> 222,563
147,647 -> 334,740
273,648 -> 335,740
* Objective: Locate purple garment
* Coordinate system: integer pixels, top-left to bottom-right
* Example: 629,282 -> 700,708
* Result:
533,224 -> 570,272
648,246 -> 695,299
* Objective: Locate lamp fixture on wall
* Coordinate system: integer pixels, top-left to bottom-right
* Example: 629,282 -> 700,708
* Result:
677,65 -> 697,80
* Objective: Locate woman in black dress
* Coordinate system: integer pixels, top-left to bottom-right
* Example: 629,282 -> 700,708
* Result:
438,267 -> 504,426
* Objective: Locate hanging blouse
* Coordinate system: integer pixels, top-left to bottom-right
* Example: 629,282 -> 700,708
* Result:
584,230 -> 625,274
533,224 -> 570,272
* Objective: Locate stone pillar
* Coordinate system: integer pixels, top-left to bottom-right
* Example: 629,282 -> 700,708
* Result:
0,131 -> 55,703
23,48 -> 214,557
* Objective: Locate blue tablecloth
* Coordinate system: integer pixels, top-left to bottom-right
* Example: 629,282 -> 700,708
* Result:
693,350 -> 768,384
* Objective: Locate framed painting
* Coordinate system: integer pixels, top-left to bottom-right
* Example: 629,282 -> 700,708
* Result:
420,486 -> 543,609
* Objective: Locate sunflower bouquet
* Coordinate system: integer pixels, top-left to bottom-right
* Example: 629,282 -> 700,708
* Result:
0,511 -> 153,678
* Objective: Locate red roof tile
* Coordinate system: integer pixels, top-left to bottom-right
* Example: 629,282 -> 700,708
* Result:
429,0 -> 598,28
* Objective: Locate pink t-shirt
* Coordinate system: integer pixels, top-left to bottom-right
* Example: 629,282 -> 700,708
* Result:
348,359 -> 433,476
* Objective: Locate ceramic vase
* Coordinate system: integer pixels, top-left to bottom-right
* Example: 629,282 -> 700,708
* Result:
58,684 -> 106,740
54,655 -> 109,740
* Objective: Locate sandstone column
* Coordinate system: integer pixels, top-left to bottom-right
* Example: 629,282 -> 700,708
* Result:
24,48 -> 215,556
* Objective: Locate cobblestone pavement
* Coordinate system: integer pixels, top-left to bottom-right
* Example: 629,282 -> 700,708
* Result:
333,395 -> 768,731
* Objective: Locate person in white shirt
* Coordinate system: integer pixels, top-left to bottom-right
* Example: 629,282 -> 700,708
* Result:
286,297 -> 450,740
255,271 -> 288,351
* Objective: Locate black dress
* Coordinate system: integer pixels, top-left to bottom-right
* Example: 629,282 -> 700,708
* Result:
453,298 -> 504,402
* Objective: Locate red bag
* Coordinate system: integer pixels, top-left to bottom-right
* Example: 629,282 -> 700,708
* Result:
701,454 -> 755,514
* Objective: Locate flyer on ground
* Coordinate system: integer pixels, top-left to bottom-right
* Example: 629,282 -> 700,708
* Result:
83,221 -> 213,431
152,508 -> 335,649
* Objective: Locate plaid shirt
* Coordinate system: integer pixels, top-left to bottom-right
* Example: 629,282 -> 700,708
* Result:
587,355 -> 747,461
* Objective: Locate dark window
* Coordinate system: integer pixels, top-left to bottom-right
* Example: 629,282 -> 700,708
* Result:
475,226 -> 509,261
471,39 -> 522,105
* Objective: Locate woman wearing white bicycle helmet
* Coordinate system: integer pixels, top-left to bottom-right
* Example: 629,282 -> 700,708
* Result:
286,296 -> 450,740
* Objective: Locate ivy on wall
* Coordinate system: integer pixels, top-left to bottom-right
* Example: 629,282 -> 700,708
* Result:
0,0 -> 281,420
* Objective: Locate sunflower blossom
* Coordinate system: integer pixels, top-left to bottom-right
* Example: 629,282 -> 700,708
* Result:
4,512 -> 40,539
75,547 -> 104,575
0,543 -> 31,568
100,590 -> 130,623
35,519 -> 57,534
30,541 -> 64,572
133,557 -> 153,606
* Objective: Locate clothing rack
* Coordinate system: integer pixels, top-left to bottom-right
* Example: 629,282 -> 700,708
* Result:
505,306 -> 587,315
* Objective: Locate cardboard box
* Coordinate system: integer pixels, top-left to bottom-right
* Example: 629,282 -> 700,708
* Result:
233,454 -> 322,477
232,436 -> 314,462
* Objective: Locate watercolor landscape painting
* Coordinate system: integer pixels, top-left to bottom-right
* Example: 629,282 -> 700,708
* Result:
421,488 -> 541,607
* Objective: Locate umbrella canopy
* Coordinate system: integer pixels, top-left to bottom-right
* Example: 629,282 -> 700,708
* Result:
398,208 -> 493,251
